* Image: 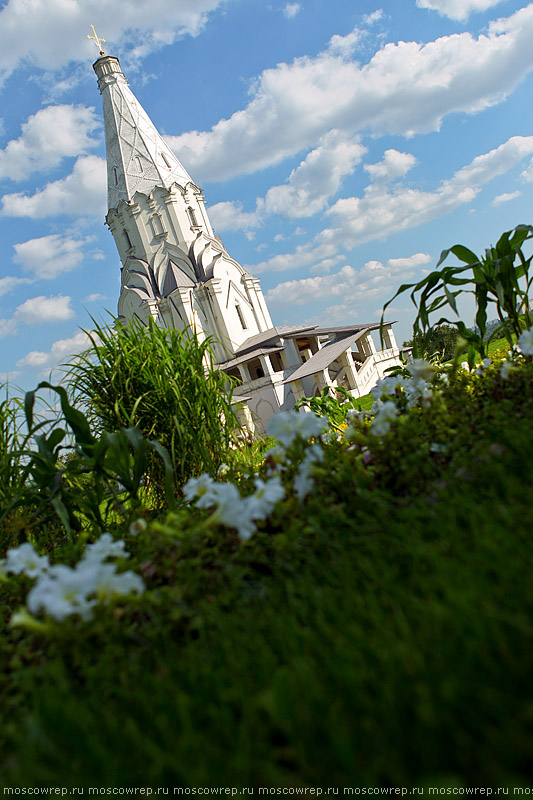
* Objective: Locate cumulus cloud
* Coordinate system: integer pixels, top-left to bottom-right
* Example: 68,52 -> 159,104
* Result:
0,106 -> 100,181
208,200 -> 261,232
16,331 -> 91,371
266,252 -> 431,309
283,3 -> 301,19
262,132 -> 366,218
167,4 -> 533,183
324,136 -> 533,247
364,149 -> 417,183
0,295 -> 75,339
210,132 -> 366,233
13,233 -> 97,279
14,295 -> 75,324
0,0 -> 225,83
248,241 -> 340,275
416,0 -> 505,22
1,156 -> 107,218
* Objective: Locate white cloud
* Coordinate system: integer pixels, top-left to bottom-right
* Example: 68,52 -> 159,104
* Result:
362,10 -> 384,25
266,252 -> 430,309
208,200 -> 261,232
1,156 -> 106,218
262,132 -> 366,218
248,241 -> 339,274
492,190 -> 521,205
83,293 -> 107,303
0,276 -> 33,297
0,0 -> 225,83
14,295 -> 75,325
416,0 -> 505,22
16,331 -> 91,371
325,136 -> 533,247
0,106 -> 100,181
364,149 -> 417,183
0,294 -> 75,339
167,4 -> 533,183
13,234 -> 96,279
211,132 -> 366,233
283,3 -> 301,19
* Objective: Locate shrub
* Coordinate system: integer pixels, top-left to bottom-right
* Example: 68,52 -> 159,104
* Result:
65,317 -> 241,494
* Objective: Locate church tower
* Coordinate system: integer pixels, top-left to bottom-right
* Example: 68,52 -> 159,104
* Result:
93,54 -> 272,363
93,49 -> 402,434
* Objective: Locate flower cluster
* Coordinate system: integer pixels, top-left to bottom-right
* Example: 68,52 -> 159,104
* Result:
266,410 -> 329,501
184,474 -> 285,540
1,535 -> 144,623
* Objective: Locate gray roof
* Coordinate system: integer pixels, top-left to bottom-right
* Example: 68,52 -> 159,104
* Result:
235,324 -> 317,356
217,345 -> 285,371
283,329 -> 370,384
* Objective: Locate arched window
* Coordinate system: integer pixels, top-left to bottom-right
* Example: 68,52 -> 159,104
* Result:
161,152 -> 172,169
113,166 -> 119,186
134,156 -> 144,173
123,228 -> 133,250
187,206 -> 199,228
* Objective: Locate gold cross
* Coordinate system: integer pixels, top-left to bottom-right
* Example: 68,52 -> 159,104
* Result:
87,24 -> 106,56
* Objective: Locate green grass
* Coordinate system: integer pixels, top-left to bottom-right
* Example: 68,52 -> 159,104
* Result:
1,361 -> 532,788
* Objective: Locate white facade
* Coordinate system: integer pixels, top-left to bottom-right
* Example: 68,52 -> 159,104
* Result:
94,54 -> 402,434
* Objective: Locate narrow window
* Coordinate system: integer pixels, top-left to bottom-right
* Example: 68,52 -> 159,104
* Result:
187,206 -> 199,228
161,152 -> 172,169
150,214 -> 164,237
235,304 -> 247,330
134,155 -> 144,173
113,166 -> 118,186
123,228 -> 133,250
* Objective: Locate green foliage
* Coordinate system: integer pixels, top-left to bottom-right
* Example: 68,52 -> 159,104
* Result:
0,387 -> 27,508
383,224 -> 533,368
295,386 -> 372,429
1,382 -> 175,538
1,363 -> 533,787
66,317 -> 241,492
404,323 -> 459,362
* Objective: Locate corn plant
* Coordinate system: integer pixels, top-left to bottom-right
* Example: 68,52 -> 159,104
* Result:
0,386 -> 28,508
65,317 -> 241,494
382,225 -> 533,367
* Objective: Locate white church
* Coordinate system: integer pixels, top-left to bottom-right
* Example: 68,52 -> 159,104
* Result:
93,52 -> 402,434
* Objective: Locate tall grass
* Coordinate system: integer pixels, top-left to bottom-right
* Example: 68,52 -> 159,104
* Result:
0,386 -> 26,507
65,317 -> 241,493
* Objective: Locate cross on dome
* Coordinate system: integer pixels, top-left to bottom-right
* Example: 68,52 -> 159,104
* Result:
87,25 -> 106,56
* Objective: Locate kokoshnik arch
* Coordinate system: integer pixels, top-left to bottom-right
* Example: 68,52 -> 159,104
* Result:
92,49 -> 402,433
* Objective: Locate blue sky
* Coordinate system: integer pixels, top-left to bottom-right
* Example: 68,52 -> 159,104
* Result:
1,0 -> 533,388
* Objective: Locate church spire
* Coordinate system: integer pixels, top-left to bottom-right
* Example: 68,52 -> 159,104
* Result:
93,55 -> 193,209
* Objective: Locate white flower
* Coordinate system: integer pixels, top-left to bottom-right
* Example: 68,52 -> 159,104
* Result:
183,474 -> 216,505
27,566 -> 96,621
371,374 -> 407,402
500,360 -> 516,380
82,533 -> 129,564
405,380 -> 434,408
91,563 -> 145,603
294,445 -> 324,501
406,358 -> 435,383
371,400 -> 399,437
2,542 -> 50,578
475,357 -> 492,375
247,476 -> 285,519
267,410 -> 328,448
518,327 -> 533,356
129,518 -> 147,537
